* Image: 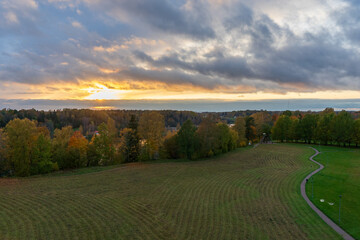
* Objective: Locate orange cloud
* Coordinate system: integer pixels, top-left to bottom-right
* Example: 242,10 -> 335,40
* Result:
2,80 -> 360,102
98,68 -> 120,74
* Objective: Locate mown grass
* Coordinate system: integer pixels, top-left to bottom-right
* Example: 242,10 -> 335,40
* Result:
307,145 -> 360,239
0,144 -> 341,239
37,165 -> 120,177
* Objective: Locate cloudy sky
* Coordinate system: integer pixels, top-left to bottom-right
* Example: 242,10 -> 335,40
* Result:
1,0 -> 360,105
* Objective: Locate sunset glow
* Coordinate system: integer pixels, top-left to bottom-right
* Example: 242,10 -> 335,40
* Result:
2,0 -> 360,110
83,84 -> 130,100
2,81 -> 360,103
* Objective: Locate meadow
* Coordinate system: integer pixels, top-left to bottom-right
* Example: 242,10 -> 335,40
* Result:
307,145 -> 360,239
0,144 -> 341,239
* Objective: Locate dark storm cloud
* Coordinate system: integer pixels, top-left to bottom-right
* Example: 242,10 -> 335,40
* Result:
253,40 -> 359,85
133,50 -> 253,80
131,2 -> 360,91
134,34 -> 360,90
90,0 -> 215,40
120,67 -> 222,88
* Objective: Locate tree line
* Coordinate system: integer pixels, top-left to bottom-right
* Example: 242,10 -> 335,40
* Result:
272,108 -> 360,146
0,109 -> 204,134
1,108 -> 360,177
0,109 -> 271,177
0,108 -> 278,131
0,112 -> 158,176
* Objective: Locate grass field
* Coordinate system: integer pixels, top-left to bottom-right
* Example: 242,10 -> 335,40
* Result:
0,144 -> 341,239
307,145 -> 360,239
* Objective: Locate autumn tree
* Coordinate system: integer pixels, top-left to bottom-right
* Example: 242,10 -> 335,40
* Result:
217,123 -> 237,153
67,131 -> 88,168
138,111 -> 165,160
52,126 -> 73,169
233,117 -> 247,146
250,112 -> 272,140
90,123 -> 116,165
229,128 -> 239,150
196,117 -> 219,157
107,117 -> 118,141
245,116 -> 257,143
4,118 -> 37,176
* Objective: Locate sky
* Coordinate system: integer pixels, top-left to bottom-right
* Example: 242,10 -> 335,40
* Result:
1,0 -> 360,110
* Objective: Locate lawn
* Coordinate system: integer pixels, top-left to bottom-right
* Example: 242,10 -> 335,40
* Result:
307,145 -> 360,239
0,144 -> 341,239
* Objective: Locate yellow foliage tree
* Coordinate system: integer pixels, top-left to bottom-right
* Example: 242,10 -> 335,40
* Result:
67,131 -> 88,168
5,118 -> 38,176
138,111 -> 165,160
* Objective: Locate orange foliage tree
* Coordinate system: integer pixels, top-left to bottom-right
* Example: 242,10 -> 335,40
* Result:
67,131 -> 88,168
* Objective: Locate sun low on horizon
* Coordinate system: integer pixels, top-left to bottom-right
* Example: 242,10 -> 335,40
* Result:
1,0 -> 360,109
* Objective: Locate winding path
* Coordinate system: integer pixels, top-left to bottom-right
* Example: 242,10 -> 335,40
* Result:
300,147 -> 355,240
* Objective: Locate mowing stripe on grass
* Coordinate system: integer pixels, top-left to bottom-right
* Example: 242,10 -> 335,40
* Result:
0,144 -> 344,239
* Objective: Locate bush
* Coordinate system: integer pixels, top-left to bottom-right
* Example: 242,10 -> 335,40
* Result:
207,150 -> 214,158
52,162 -> 59,171
239,141 -> 247,147
38,161 -> 54,174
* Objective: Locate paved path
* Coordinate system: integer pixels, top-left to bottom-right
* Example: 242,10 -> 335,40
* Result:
300,147 -> 355,240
